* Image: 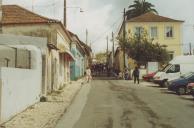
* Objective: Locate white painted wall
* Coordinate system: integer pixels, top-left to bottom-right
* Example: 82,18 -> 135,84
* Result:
0,34 -> 48,95
0,45 -> 42,123
51,49 -> 59,91
58,53 -> 65,87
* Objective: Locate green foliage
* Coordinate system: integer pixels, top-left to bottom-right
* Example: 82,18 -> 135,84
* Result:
95,52 -> 107,63
118,30 -> 170,65
126,0 -> 158,19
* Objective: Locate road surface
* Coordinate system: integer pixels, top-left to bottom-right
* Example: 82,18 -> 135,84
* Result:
56,78 -> 194,128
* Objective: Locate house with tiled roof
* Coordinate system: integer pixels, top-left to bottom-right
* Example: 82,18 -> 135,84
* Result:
118,12 -> 184,60
68,31 -> 92,69
1,5 -> 75,93
67,31 -> 86,80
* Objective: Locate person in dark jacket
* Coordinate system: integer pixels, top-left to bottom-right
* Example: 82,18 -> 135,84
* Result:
132,66 -> 140,84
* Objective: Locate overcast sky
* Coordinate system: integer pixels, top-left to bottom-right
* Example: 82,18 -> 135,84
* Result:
3,0 -> 194,53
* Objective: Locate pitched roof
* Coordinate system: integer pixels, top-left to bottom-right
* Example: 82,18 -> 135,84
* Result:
1,5 -> 73,42
2,5 -> 58,25
67,30 -> 86,54
79,41 -> 92,55
67,30 -> 92,52
127,12 -> 184,22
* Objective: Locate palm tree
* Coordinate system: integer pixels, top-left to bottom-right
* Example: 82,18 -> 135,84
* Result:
126,0 -> 158,20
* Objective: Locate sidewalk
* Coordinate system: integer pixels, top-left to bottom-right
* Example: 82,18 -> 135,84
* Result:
0,79 -> 85,128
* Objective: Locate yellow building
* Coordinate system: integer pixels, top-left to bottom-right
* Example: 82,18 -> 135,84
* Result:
120,12 -> 184,59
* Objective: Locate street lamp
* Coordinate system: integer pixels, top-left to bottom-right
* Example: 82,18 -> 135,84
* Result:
64,1 -> 84,27
66,7 -> 84,12
64,6 -> 84,27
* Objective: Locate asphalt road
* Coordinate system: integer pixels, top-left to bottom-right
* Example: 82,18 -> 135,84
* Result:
56,78 -> 194,128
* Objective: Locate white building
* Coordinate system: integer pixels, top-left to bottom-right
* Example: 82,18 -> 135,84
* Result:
0,35 -> 44,123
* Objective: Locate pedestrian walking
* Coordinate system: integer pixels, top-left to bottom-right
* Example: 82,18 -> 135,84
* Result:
86,67 -> 92,83
124,68 -> 129,80
132,66 -> 140,84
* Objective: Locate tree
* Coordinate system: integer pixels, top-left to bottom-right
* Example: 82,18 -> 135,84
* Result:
126,0 -> 158,20
95,52 -> 107,63
118,29 -> 170,65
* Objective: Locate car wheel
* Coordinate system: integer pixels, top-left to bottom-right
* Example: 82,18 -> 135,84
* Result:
176,87 -> 186,95
163,81 -> 168,88
150,78 -> 154,82
160,80 -> 167,87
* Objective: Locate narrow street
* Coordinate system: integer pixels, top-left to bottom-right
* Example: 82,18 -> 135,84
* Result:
56,78 -> 194,128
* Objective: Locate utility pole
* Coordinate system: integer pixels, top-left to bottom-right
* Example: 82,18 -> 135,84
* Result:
31,0 -> 33,11
193,48 -> 194,55
107,36 -> 109,76
64,0 -> 67,27
107,36 -> 109,60
0,0 -> 2,33
189,42 -> 192,55
86,29 -> 88,45
123,8 -> 126,69
112,32 -> 115,67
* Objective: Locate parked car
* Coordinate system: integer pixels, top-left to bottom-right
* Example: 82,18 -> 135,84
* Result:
187,83 -> 194,94
187,83 -> 194,98
142,72 -> 157,82
190,87 -> 194,98
168,72 -> 194,95
154,55 -> 194,87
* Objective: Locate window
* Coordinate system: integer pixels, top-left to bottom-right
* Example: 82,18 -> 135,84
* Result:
16,49 -> 31,69
167,64 -> 180,73
150,27 -> 158,38
189,75 -> 194,81
162,64 -> 172,72
134,27 -> 144,36
165,26 -> 173,38
168,51 -> 174,60
174,65 -> 180,72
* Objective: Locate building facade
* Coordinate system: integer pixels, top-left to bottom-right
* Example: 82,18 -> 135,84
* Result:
0,35 -> 44,123
1,5 -> 75,93
119,12 -> 184,59
68,31 -> 85,80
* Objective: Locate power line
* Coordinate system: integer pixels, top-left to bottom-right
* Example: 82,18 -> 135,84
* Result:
92,16 -> 122,43
32,0 -> 61,7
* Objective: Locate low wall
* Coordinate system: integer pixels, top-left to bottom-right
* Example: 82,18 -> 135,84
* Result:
0,68 -> 42,123
0,45 -> 42,123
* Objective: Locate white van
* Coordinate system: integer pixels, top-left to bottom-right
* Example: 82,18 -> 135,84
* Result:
153,55 -> 194,87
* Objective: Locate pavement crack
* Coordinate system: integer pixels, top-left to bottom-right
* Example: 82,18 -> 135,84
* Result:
105,117 -> 113,128
121,110 -> 133,128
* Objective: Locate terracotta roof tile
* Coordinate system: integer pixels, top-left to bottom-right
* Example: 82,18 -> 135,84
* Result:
127,12 -> 184,22
2,5 -> 58,24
